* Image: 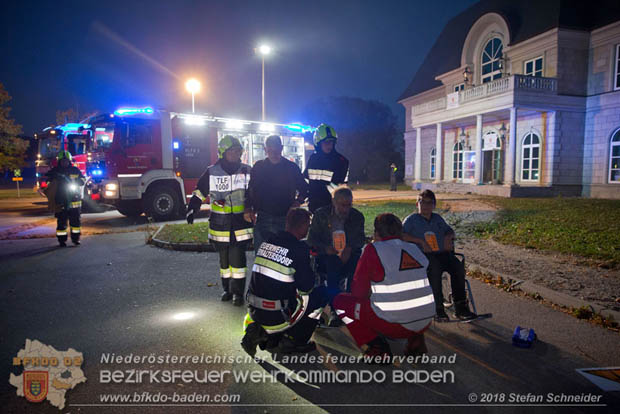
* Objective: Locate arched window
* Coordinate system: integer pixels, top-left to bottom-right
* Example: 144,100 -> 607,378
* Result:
453,142 -> 464,179
481,37 -> 503,83
521,132 -> 540,181
430,147 -> 436,179
610,129 -> 620,183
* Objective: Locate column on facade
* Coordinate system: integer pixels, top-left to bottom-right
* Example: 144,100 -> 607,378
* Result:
505,107 -> 517,184
435,123 -> 442,183
474,114 -> 483,184
415,127 -> 422,182
545,111 -> 555,186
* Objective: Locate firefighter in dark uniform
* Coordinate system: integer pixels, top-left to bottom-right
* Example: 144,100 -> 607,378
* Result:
303,124 -> 349,213
186,135 -> 253,306
45,151 -> 86,247
241,208 -> 328,356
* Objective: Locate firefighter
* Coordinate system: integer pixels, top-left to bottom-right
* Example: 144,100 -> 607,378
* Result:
303,124 -> 349,213
390,163 -> 398,191
45,151 -> 85,247
186,135 -> 253,306
241,208 -> 328,356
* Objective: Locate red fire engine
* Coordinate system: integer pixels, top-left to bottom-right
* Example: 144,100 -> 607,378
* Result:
84,107 -> 311,221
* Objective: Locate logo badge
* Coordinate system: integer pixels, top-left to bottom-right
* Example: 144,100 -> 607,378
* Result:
400,250 -> 423,271
24,371 -> 48,403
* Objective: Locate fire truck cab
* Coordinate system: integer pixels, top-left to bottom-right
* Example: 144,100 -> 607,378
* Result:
86,107 -> 310,221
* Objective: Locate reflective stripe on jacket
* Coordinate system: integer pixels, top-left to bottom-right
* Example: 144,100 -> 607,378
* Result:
370,239 -> 435,325
207,162 -> 252,243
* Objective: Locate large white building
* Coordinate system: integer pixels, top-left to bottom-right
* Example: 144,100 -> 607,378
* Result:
399,0 -> 620,198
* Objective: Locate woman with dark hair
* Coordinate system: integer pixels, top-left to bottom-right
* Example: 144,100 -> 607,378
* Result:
332,213 -> 435,360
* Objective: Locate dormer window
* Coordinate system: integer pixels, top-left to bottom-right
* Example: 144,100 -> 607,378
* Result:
481,38 -> 503,83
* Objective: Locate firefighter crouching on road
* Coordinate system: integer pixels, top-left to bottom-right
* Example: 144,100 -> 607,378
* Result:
333,213 -> 435,360
303,124 -> 349,213
186,135 -> 253,306
241,208 -> 328,357
45,151 -> 86,247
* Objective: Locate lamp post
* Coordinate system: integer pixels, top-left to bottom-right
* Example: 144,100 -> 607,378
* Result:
185,78 -> 201,113
257,45 -> 271,121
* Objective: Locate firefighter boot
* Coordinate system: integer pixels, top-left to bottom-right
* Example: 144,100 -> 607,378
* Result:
455,300 -> 477,321
241,323 -> 268,357
220,278 -> 232,302
231,278 -> 246,306
405,333 -> 428,357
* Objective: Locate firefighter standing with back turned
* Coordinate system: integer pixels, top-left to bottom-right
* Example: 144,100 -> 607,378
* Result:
186,136 -> 253,306
45,151 -> 86,247
303,124 -> 349,213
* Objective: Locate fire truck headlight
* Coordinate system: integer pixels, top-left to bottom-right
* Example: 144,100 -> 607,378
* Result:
69,184 -> 78,192
105,183 -> 118,191
105,190 -> 115,197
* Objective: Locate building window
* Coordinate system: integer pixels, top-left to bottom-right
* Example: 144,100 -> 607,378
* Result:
430,147 -> 436,179
524,56 -> 544,77
481,38 -> 503,84
521,132 -> 540,181
610,129 -> 620,183
615,44 -> 620,91
453,142 -> 464,179
454,83 -> 465,92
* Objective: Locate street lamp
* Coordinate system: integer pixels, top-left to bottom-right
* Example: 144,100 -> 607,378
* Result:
185,78 -> 201,113
257,44 -> 271,121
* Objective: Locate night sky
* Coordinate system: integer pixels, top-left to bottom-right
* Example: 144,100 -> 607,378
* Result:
1,0 -> 477,135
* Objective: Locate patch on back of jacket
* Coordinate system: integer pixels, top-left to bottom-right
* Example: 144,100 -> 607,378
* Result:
399,250 -> 423,271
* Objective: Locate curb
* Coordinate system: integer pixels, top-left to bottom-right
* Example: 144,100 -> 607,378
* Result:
466,262 -> 620,323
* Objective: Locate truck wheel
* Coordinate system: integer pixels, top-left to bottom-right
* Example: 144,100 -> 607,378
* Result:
116,200 -> 143,217
144,185 -> 181,221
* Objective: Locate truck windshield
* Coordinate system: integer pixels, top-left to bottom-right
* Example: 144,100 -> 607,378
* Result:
66,134 -> 89,155
38,137 -> 61,159
92,123 -> 115,150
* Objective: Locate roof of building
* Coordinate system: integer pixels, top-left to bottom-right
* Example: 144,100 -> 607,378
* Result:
398,0 -> 620,101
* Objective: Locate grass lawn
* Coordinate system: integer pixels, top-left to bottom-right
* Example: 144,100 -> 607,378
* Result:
474,197 -> 620,267
155,222 -> 211,244
0,188 -> 44,199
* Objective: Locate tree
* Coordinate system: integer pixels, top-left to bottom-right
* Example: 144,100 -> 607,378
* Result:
55,108 -> 79,125
302,97 -> 404,182
0,83 -> 27,172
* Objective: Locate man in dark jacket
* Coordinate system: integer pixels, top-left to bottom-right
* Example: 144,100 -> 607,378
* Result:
45,151 -> 86,247
241,208 -> 327,356
245,134 -> 308,253
303,124 -> 349,213
307,187 -> 365,326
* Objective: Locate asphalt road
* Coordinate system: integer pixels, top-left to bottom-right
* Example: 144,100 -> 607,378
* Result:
1,232 -> 619,414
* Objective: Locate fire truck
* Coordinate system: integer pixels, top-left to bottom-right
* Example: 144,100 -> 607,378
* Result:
84,107 -> 311,221
35,123 -> 92,195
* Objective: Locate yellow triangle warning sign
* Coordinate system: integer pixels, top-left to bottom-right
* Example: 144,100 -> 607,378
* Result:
400,250 -> 423,271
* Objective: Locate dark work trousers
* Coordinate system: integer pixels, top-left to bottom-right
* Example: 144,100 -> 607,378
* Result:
425,252 -> 467,309
283,286 -> 328,345
214,240 -> 248,296
56,208 -> 81,243
253,212 -> 286,254
317,251 -> 361,303
390,173 -> 397,191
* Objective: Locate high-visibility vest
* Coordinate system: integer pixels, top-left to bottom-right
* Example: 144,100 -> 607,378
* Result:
370,239 -> 435,329
207,162 -> 253,243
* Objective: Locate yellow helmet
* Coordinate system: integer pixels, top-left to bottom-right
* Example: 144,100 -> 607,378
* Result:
218,135 -> 243,158
313,124 -> 337,146
56,151 -> 73,162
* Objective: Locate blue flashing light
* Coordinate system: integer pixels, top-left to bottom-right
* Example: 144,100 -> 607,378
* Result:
285,123 -> 313,133
36,173 -> 40,178
173,140 -> 180,150
91,169 -> 103,176
113,107 -> 154,116
61,123 -> 90,132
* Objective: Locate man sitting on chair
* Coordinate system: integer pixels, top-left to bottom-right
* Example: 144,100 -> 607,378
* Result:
402,190 -> 477,322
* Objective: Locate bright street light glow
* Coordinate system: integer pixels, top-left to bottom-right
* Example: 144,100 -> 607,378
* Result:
258,45 -> 271,55
185,78 -> 201,94
259,123 -> 275,132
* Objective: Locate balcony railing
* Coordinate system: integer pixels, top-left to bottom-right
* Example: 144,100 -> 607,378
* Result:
411,74 -> 557,116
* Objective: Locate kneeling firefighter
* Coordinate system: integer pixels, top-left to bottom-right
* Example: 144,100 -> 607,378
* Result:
45,151 -> 86,247
241,208 -> 328,356
186,135 -> 253,306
